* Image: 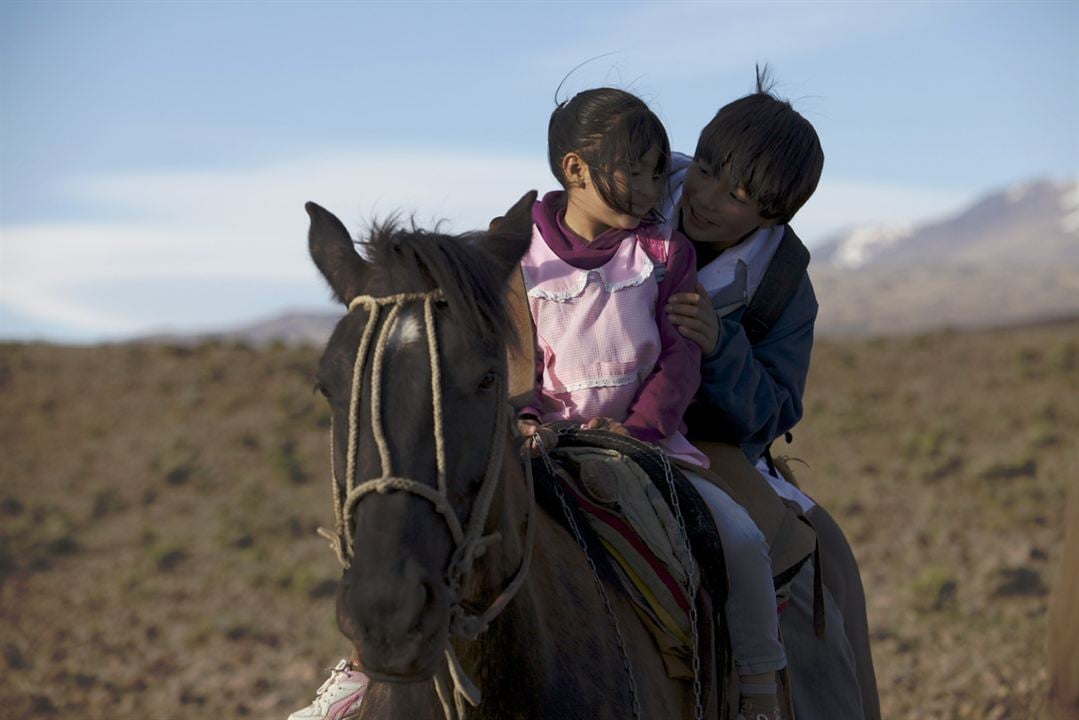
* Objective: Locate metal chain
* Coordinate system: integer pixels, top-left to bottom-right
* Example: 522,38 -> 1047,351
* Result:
535,435 -> 642,720
651,444 -> 705,720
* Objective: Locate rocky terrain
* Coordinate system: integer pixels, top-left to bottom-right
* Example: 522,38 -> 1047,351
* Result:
0,319 -> 1075,718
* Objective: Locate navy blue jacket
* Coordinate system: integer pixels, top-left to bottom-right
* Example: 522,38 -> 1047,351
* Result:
687,247 -> 817,463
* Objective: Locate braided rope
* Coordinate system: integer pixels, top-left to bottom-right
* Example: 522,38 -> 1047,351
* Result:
343,476 -> 465,546
369,301 -> 402,478
340,300 -> 381,559
424,295 -> 448,495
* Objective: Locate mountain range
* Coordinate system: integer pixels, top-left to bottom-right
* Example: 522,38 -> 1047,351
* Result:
809,178 -> 1078,336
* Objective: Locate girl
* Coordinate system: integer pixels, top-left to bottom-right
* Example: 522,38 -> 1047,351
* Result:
517,87 -> 786,720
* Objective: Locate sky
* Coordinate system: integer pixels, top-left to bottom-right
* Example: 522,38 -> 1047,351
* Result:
1,0 -> 1077,342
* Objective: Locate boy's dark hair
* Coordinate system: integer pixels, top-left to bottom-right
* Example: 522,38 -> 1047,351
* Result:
695,66 -> 824,224
548,87 -> 670,218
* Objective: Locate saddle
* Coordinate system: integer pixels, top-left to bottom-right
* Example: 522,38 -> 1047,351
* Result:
541,426 -> 731,601
529,426 -> 727,718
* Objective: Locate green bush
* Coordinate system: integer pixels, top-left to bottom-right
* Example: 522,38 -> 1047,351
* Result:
153,441 -> 200,487
91,487 -> 128,518
277,563 -> 338,598
977,455 -> 1037,481
903,429 -> 950,459
0,539 -> 14,585
270,432 -> 309,485
910,566 -> 959,613
1028,421 -> 1060,449
1050,342 -> 1077,373
153,544 -> 188,571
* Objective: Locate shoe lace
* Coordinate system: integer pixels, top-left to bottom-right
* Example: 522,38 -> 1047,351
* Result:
316,664 -> 347,697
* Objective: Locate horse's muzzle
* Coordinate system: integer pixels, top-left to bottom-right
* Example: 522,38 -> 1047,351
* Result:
353,621 -> 449,681
347,570 -> 451,680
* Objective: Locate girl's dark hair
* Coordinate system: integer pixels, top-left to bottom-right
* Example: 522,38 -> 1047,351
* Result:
694,65 -> 824,224
548,87 -> 670,218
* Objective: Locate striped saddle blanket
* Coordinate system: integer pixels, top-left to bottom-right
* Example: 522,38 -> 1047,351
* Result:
544,444 -> 701,679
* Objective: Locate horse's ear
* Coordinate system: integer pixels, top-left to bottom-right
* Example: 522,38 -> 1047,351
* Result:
306,201 -> 368,305
479,191 -> 537,281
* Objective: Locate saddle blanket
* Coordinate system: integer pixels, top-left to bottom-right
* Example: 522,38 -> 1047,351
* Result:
547,445 -> 700,679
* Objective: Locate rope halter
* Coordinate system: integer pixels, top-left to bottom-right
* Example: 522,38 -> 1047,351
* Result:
317,288 -> 536,720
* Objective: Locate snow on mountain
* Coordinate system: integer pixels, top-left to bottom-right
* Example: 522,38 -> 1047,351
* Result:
814,178 -> 1078,272
1059,180 -> 1079,235
826,224 -> 914,270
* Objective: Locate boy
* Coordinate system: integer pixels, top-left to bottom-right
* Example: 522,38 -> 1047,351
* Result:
663,69 -> 880,720
290,71 -> 878,720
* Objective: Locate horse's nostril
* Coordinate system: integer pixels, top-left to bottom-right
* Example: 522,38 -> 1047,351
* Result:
422,581 -> 434,606
411,582 -> 433,634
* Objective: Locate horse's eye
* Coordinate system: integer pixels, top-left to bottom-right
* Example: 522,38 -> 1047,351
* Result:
478,371 -> 498,392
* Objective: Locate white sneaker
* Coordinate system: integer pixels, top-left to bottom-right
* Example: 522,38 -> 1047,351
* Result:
288,659 -> 369,720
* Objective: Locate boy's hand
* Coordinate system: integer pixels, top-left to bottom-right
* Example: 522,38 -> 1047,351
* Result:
580,416 -> 630,436
666,282 -> 720,354
516,417 -> 557,456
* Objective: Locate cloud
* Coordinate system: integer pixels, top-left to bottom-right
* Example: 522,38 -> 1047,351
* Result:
3,147 -> 550,338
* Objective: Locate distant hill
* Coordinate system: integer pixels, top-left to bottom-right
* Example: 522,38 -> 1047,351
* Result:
187,179 -> 1078,345
211,312 -> 338,347
811,178 -> 1079,336
141,311 -> 339,348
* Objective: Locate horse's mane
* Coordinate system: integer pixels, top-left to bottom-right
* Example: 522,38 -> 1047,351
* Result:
359,221 -> 519,350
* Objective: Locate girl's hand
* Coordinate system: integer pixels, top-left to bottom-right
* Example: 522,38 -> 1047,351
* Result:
517,417 -> 557,456
581,416 -> 630,436
666,282 -> 719,354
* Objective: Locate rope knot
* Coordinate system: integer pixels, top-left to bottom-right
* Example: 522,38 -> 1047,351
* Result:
449,607 -> 490,640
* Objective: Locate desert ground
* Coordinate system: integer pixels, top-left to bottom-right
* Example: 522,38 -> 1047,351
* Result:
1,319 -> 1075,719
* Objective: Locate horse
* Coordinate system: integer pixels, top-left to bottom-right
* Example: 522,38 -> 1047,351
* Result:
1048,484 -> 1079,720
306,191 -> 700,719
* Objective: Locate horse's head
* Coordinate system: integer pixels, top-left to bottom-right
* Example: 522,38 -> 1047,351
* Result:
307,191 -> 536,682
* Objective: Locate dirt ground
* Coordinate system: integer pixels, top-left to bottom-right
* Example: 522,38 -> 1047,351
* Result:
0,319 -> 1075,719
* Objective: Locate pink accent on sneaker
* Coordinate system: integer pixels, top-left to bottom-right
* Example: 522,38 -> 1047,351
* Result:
327,674 -> 367,720
287,660 -> 370,720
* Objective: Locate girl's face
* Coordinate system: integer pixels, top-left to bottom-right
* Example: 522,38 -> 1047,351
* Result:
681,157 -> 777,252
569,144 -> 663,233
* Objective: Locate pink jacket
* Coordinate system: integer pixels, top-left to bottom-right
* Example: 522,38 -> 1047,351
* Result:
521,195 -> 707,467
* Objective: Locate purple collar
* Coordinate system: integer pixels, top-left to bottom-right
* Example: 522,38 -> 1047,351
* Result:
531,190 -> 634,270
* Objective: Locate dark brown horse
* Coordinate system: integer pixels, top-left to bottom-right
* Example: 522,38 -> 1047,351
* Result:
307,192 -> 697,719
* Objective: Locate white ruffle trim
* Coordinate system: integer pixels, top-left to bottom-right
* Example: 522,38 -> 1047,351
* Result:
548,371 -> 639,393
522,267 -> 588,301
525,258 -> 655,302
603,261 -> 655,293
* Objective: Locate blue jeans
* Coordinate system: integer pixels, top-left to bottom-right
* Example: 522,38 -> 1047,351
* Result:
685,470 -> 787,675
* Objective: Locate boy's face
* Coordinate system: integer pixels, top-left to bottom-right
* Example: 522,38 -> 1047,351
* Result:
681,158 -> 777,252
